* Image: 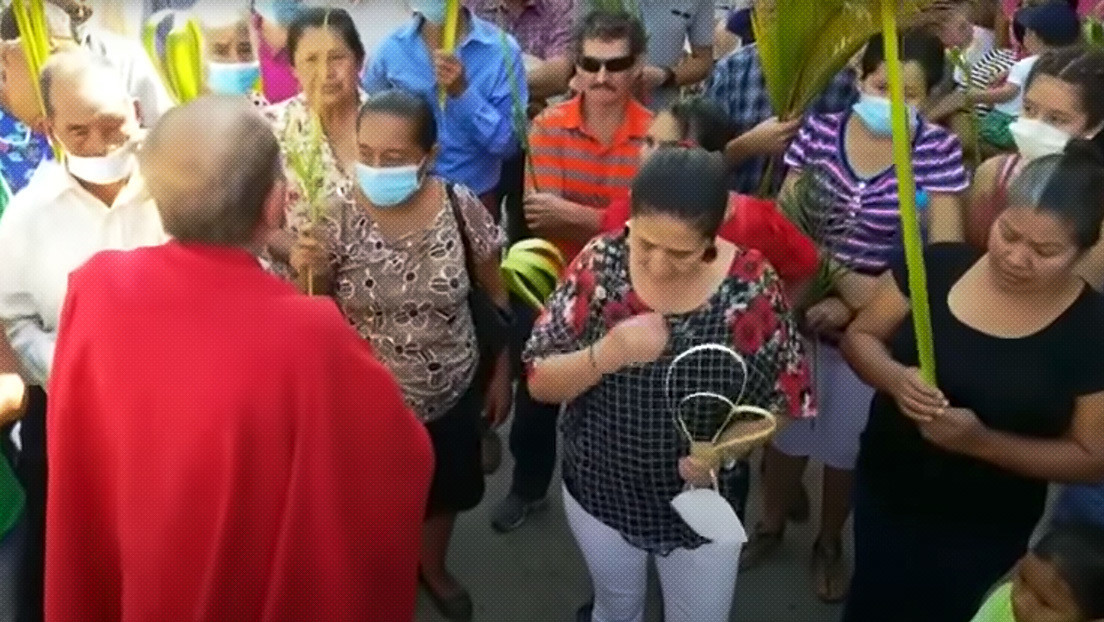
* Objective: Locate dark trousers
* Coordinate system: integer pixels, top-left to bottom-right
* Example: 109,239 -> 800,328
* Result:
10,387 -> 45,622
496,151 -> 561,501
841,475 -> 1031,622
507,297 -> 562,501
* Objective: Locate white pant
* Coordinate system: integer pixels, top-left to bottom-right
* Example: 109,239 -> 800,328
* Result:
564,486 -> 742,622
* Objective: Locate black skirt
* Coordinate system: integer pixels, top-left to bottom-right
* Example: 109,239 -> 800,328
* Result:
424,383 -> 485,517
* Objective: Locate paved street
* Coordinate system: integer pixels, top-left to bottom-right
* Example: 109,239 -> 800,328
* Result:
416,427 -> 848,622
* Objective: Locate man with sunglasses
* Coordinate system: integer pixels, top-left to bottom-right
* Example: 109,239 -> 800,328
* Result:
491,9 -> 652,534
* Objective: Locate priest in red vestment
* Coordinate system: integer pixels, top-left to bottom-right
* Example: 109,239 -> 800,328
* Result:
44,96 -> 434,622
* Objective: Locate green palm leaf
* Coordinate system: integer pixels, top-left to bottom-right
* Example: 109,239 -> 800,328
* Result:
752,0 -> 935,118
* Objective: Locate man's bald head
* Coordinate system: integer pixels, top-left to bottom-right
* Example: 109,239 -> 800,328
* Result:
139,96 -> 283,245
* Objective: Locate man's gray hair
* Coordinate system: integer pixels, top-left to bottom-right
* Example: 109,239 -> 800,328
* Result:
39,49 -> 126,118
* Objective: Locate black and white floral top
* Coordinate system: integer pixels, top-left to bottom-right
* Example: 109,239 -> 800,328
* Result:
321,181 -> 504,422
524,232 -> 814,553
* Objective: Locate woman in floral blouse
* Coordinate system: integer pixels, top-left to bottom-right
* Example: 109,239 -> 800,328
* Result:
289,89 -> 511,622
261,7 -> 365,262
524,148 -> 814,622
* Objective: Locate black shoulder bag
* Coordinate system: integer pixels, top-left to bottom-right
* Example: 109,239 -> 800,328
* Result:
444,183 -> 513,390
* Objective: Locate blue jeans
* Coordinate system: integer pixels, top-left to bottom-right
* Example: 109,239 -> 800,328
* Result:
0,513 -> 26,622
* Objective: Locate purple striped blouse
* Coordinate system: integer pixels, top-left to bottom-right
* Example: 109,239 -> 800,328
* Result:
783,111 -> 969,274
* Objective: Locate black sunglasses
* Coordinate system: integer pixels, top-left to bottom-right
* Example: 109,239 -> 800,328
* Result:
577,54 -> 635,73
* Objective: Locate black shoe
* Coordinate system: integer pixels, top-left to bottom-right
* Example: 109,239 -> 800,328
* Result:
419,575 -> 473,621
491,493 -> 547,533
576,600 -> 593,622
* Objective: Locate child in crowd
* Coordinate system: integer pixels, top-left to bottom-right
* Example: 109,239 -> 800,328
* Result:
979,1 -> 1081,150
971,523 -> 1104,622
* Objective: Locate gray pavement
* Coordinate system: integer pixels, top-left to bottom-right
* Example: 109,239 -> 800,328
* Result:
416,429 -> 847,622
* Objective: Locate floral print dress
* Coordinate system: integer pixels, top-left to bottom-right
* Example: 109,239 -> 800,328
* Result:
524,232 -> 814,553
321,181 -> 504,422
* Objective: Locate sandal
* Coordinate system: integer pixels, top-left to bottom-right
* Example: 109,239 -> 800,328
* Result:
810,537 -> 851,604
739,524 -> 784,570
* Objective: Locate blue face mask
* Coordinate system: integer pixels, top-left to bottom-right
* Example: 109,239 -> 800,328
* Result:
356,161 -> 425,207
259,0 -> 301,26
207,61 -> 261,95
852,93 -> 918,137
410,0 -> 447,25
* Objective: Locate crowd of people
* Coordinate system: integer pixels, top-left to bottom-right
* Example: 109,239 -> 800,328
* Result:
0,0 -> 1104,621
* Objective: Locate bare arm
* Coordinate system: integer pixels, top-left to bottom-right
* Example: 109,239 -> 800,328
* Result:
965,393 -> 1104,482
840,272 -> 913,394
927,192 -> 964,243
528,343 -> 609,404
672,45 -> 714,87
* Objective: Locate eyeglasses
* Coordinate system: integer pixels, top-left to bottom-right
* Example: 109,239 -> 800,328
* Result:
577,54 -> 635,73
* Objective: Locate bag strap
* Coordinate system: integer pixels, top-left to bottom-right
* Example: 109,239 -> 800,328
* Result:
444,182 -> 480,287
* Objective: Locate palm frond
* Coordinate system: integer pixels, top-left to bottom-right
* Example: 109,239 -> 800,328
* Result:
1085,17 -> 1104,49
752,0 -> 936,118
776,167 -> 852,309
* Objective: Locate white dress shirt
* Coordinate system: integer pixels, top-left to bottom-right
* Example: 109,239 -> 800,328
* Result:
0,160 -> 167,388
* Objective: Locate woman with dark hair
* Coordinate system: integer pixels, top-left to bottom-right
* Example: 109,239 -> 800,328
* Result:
967,47 -> 1104,283
263,7 -> 365,266
841,141 -> 1104,621
743,29 -> 970,603
289,89 -> 511,622
524,147 -> 813,622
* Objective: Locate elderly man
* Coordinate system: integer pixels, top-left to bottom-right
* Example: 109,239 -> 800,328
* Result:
45,95 -> 433,622
0,50 -> 168,622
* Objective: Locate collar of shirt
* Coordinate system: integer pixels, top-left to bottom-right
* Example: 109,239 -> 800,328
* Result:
544,94 -> 653,148
396,10 -> 501,50
28,158 -> 150,208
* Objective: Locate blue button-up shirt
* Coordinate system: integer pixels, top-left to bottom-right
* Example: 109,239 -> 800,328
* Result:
362,12 -> 527,196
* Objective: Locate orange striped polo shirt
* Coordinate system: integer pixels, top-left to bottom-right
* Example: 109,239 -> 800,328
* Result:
526,95 -> 652,260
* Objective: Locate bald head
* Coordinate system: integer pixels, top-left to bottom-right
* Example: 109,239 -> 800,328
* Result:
139,95 -> 283,245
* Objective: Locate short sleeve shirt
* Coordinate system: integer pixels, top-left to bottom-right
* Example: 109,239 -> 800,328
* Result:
321,181 -> 505,422
524,232 -> 814,553
860,244 -> 1104,530
783,111 -> 970,274
993,55 -> 1038,117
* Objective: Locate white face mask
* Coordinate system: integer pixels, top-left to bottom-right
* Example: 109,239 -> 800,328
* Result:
63,142 -> 136,184
671,488 -> 748,545
1009,118 -> 1071,162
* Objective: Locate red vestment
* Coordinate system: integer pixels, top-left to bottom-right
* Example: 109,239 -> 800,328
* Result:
45,242 -> 433,622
